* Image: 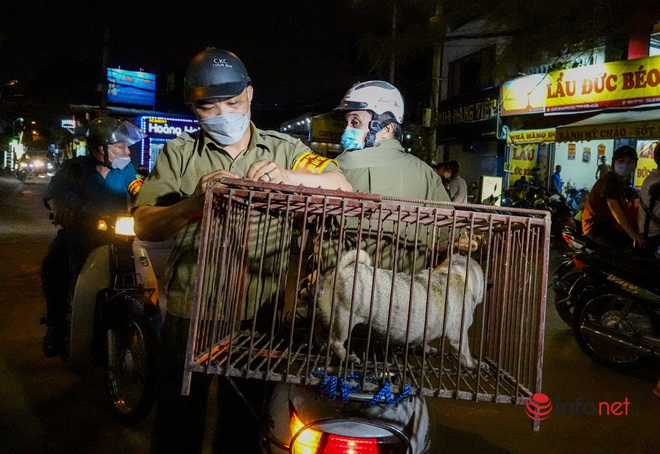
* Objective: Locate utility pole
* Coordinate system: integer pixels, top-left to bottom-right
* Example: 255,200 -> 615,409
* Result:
389,0 -> 396,84
428,4 -> 443,163
100,27 -> 110,115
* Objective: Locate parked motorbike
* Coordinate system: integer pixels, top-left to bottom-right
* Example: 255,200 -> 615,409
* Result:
551,226 -> 590,326
571,246 -> 660,369
59,214 -> 161,425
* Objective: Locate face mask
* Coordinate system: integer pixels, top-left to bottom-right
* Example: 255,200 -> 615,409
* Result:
340,126 -> 367,151
199,113 -> 250,146
614,162 -> 635,177
108,149 -> 131,170
111,157 -> 131,170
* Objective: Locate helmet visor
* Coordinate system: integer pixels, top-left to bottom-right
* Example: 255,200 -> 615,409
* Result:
110,121 -> 147,147
334,100 -> 369,112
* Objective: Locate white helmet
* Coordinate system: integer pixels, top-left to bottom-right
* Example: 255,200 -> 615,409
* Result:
334,80 -> 404,124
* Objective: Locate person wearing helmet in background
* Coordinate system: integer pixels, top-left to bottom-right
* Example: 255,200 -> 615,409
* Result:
582,145 -> 646,251
132,48 -> 351,454
330,80 -> 450,271
41,117 -> 147,357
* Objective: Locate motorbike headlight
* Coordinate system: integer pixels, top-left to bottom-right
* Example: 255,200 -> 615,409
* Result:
114,216 -> 135,236
19,162 -> 28,168
33,160 -> 44,168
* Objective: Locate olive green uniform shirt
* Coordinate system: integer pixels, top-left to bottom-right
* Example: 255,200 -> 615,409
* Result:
323,139 -> 451,273
135,123 -> 340,319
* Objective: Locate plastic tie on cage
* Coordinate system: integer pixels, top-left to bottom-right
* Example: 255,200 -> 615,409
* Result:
369,382 -> 412,406
316,370 -> 411,405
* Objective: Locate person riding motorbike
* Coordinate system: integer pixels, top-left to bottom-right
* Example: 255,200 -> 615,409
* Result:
581,145 -> 646,251
41,117 -> 147,357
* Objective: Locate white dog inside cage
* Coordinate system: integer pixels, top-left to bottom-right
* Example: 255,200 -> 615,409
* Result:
316,249 -> 485,368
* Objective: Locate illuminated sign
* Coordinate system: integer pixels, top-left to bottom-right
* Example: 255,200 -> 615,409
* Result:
138,116 -> 199,138
136,116 -> 199,169
502,55 -> 660,115
61,119 -> 75,129
545,55 -> 660,113
107,68 -> 156,107
501,74 -> 549,116
507,128 -> 556,145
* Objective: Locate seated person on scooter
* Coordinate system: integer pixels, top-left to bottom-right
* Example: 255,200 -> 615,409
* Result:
581,145 -> 646,251
41,117 -> 147,357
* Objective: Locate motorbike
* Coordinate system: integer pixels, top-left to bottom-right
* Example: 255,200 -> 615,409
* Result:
265,259 -> 430,453
571,245 -> 660,369
551,226 -> 590,326
17,160 -> 28,183
57,214 -> 161,425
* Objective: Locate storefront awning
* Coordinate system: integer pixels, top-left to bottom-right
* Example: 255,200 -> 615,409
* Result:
555,109 -> 660,142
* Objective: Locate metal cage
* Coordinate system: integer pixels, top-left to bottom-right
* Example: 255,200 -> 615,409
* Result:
183,179 -> 550,422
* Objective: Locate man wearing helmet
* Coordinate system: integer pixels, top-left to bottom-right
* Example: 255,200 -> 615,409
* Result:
329,80 -> 450,271
582,144 -> 646,250
41,117 -> 147,357
132,48 -> 351,454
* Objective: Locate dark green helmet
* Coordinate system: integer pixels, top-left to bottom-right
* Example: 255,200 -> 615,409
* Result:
86,117 -> 146,148
184,48 -> 251,103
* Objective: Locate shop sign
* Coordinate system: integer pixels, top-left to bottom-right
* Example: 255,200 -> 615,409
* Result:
545,55 -> 660,113
438,98 -> 497,126
138,116 -> 199,139
635,140 -> 658,188
107,68 -> 156,107
507,128 -> 556,144
556,120 -> 660,142
437,88 -> 499,139
501,74 -> 549,115
508,143 -> 537,186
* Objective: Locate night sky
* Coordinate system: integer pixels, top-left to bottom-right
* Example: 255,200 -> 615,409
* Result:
1,1 -> 366,122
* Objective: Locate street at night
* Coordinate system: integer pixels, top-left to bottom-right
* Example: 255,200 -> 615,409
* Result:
0,174 -> 657,453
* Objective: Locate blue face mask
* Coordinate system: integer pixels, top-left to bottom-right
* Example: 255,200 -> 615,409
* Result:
199,113 -> 250,146
340,126 -> 367,151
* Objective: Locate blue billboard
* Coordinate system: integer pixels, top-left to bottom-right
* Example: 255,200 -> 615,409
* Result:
107,68 -> 156,107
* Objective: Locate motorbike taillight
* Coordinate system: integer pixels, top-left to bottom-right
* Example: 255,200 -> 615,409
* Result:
290,411 -> 407,454
573,255 -> 588,270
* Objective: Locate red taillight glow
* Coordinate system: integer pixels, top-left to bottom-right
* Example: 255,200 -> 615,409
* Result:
323,435 -> 379,453
290,411 -> 382,454
573,255 -> 588,270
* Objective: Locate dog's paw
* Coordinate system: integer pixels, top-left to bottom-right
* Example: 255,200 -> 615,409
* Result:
459,355 -> 477,369
347,353 -> 362,364
423,344 -> 438,356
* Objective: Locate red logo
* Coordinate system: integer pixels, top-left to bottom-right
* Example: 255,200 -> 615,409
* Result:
526,393 -> 553,421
